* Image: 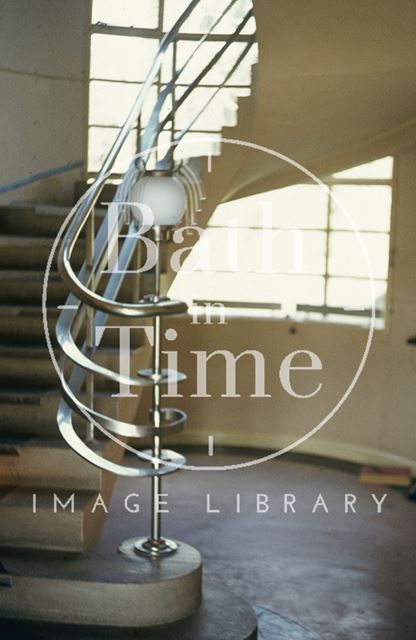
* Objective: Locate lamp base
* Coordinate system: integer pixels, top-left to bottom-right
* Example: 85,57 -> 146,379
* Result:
119,535 -> 178,557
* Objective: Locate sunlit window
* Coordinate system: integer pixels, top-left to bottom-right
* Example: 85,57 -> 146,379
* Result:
88,0 -> 257,174
169,157 -> 394,329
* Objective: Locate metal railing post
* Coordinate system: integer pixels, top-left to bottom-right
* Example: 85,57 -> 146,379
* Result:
85,208 -> 95,442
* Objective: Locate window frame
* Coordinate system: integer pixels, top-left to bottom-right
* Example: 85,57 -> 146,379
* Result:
87,1 -> 255,177
187,160 -> 395,331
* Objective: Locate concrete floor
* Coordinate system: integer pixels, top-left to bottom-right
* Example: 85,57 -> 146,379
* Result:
97,450 -> 416,640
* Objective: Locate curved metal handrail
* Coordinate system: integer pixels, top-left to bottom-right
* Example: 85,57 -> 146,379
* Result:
58,0 -> 202,318
162,33 -> 256,167
59,0 -> 252,320
140,0 -> 242,157
156,8 -> 254,139
54,1 -> 257,485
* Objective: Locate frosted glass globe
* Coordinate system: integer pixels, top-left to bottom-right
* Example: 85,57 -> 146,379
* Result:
130,175 -> 187,226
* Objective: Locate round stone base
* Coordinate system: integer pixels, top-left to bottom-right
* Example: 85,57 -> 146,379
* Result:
0,542 -> 202,628
0,583 -> 258,640
0,552 -> 319,638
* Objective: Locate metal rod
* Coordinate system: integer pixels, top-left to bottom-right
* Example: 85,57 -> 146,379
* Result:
85,208 -> 95,442
157,9 -> 254,134
151,227 -> 162,544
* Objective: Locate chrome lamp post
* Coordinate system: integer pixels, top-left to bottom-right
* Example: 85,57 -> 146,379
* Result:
119,170 -> 188,558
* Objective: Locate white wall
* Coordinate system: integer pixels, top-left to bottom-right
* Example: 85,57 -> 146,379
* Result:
0,0 -> 91,205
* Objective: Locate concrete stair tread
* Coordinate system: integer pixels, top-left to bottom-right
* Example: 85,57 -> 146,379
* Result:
0,486 -> 104,552
0,304 -> 59,317
0,344 -> 149,394
0,387 -> 114,401
30,203 -> 105,216
0,385 -> 137,437
0,436 -> 124,492
0,344 -> 54,358
0,269 -> 61,281
0,234 -> 53,247
0,203 -> 105,217
0,271 -> 65,303
0,269 -> 138,306
0,342 -> 121,357
0,388 -> 50,404
0,388 -> 118,412
0,487 -> 97,508
9,203 -> 71,215
0,435 -> 106,451
0,234 -> 85,270
0,203 -> 145,553
0,205 -> 105,238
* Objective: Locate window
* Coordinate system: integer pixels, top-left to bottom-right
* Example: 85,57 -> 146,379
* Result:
88,0 -> 257,175
169,156 -> 394,329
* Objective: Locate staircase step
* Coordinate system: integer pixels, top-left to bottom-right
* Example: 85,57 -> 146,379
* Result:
0,270 -> 140,306
0,270 -> 67,305
0,370 -> 149,436
0,305 -> 149,348
0,204 -> 106,237
0,205 -> 71,237
0,344 -> 131,390
0,305 -> 59,345
0,235 -> 85,270
0,388 -> 118,436
0,436 -> 124,491
0,488 -> 107,552
0,341 -> 150,390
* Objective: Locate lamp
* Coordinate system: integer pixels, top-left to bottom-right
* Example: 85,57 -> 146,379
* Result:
120,169 -> 190,559
129,171 -> 187,228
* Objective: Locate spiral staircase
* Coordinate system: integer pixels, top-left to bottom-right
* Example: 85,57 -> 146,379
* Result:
0,1 -> 257,559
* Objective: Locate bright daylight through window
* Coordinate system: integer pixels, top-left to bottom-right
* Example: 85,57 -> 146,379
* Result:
88,0 -> 257,174
88,2 -> 393,331
169,156 -> 394,329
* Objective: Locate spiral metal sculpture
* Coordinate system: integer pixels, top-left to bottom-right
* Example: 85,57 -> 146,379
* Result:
50,0 -> 255,557
53,161 -> 205,556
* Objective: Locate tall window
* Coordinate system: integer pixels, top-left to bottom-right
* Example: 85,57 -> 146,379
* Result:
169,156 -> 394,329
88,0 -> 257,175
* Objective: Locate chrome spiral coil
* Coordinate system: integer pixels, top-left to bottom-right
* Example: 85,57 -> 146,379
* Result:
54,163 -> 197,480
52,161 -> 202,555
51,0 -> 256,556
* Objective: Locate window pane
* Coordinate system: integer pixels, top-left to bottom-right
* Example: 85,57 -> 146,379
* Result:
173,131 -> 222,159
227,43 -> 258,85
92,0 -> 159,28
329,231 -> 389,279
331,156 -> 393,180
269,229 -> 326,275
330,185 -> 391,232
163,0 -> 255,34
169,271 -> 325,313
88,127 -> 136,173
90,34 -> 159,81
89,81 -> 154,127
186,228 -> 326,275
174,87 -> 250,132
176,41 -> 256,86
210,185 -> 328,229
327,278 -> 387,310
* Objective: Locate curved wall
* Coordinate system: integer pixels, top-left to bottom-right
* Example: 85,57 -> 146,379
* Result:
166,145 -> 416,472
